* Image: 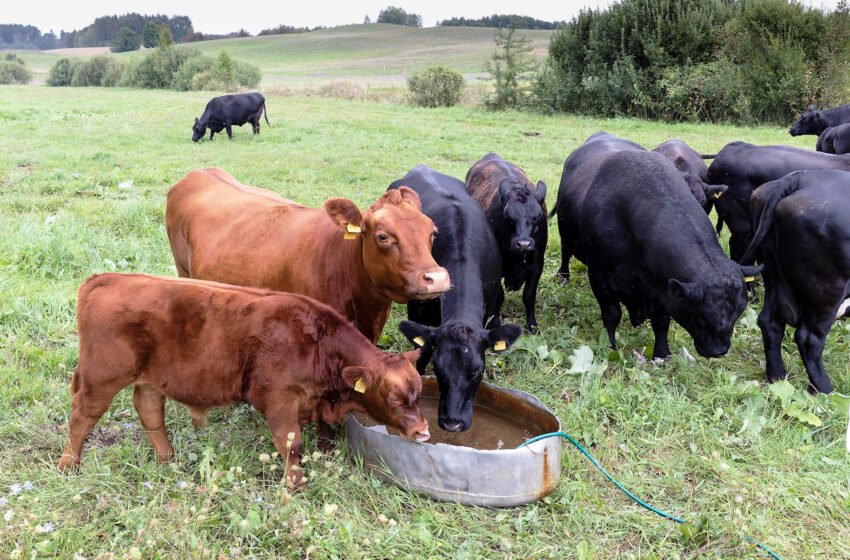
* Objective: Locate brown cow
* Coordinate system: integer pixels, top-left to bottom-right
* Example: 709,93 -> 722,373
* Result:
165,168 -> 450,344
58,273 -> 429,487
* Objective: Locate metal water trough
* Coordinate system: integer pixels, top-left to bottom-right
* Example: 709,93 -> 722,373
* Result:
346,377 -> 562,507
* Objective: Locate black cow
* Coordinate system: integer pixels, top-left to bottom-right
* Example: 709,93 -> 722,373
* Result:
465,153 -> 547,331
816,123 -> 850,154
706,142 -> 850,262
555,147 -> 760,359
388,165 -> 522,432
738,170 -> 850,394
551,132 -> 645,283
192,93 -> 270,142
789,103 -> 850,137
652,140 -> 727,213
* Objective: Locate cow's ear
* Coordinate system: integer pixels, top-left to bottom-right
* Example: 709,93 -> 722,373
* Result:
194,117 -> 199,124
668,278 -> 703,303
808,104 -> 815,111
534,180 -> 547,205
485,323 -> 522,354
342,366 -> 376,393
324,198 -> 363,230
704,183 -> 728,200
498,177 -> 511,201
401,348 -> 422,365
399,321 -> 434,351
396,186 -> 422,211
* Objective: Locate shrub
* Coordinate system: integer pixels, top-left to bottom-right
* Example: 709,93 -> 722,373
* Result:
214,50 -> 235,85
4,53 -> 25,65
0,60 -> 31,84
234,60 -> 261,89
102,60 -> 126,87
407,65 -> 464,108
46,57 -> 82,86
484,27 -> 536,110
172,54 -> 213,91
124,46 -> 202,89
111,27 -> 140,53
71,56 -> 112,87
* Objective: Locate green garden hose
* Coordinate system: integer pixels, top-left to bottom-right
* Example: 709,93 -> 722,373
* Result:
517,432 -> 782,560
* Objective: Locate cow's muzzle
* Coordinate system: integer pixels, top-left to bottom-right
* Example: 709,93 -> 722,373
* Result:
409,267 -> 450,299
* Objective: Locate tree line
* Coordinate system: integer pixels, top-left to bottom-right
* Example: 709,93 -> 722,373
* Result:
438,15 -> 561,29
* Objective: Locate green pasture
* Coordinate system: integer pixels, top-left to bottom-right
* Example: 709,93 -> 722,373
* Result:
1,85 -> 849,560
14,24 -> 552,86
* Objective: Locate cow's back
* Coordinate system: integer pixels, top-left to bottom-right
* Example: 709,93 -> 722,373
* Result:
166,168 -> 338,294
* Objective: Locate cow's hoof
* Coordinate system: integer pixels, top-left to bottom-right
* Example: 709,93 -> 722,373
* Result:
555,272 -> 570,285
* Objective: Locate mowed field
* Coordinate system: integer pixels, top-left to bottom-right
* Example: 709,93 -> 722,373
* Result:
18,24 -> 552,86
2,24 -> 850,558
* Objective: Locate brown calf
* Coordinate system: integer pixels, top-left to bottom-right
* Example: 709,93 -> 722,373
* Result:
58,273 -> 429,486
165,168 -> 450,343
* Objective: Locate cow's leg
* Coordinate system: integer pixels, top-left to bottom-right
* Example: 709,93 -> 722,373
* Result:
188,406 -> 208,431
757,303 -> 787,383
209,130 -> 215,140
264,407 -> 305,488
59,377 -> 124,471
793,319 -> 834,394
316,420 -> 338,453
133,383 -> 174,461
226,124 -> 233,140
649,311 -> 671,359
522,260 -> 543,332
489,285 -> 505,328
252,119 -> 260,134
588,270 -> 621,349
555,212 -> 571,284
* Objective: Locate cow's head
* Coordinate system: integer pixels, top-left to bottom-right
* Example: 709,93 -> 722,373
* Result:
192,118 -> 206,142
789,105 -> 825,136
662,264 -> 763,358
343,350 -> 429,442
499,178 -> 547,254
398,319 -> 521,432
324,188 -> 450,303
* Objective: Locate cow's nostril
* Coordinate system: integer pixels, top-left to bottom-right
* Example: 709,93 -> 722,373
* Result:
440,419 -> 464,432
422,274 -> 434,284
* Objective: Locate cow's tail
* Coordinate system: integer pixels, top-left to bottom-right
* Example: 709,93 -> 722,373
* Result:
70,366 -> 80,395
701,154 -> 716,160
263,103 -> 270,128
548,200 -> 558,220
737,172 -> 805,265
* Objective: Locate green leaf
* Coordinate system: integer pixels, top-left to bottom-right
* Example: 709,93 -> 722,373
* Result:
547,349 -> 564,365
769,380 -> 795,408
796,410 -> 823,427
536,344 -> 549,360
737,395 -> 767,437
35,539 -> 56,554
829,393 -> 850,417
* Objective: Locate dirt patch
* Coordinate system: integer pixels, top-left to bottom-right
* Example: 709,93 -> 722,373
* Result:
44,47 -> 111,56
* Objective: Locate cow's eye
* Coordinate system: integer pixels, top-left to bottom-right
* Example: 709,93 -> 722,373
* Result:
388,397 -> 400,406
377,233 -> 390,242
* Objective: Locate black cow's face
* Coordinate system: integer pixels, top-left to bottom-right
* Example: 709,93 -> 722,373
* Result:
789,105 -> 822,136
192,118 -> 206,142
500,179 -> 547,254
399,320 -> 521,432
663,270 -> 753,358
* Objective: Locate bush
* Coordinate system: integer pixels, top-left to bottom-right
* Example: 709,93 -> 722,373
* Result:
142,21 -> 159,48
0,60 -> 31,84
234,59 -> 261,89
124,46 -> 202,89
484,27 -> 536,110
102,60 -> 126,87
71,56 -> 111,87
172,54 -> 213,91
46,57 -> 82,86
111,27 -> 140,53
407,65 -> 464,108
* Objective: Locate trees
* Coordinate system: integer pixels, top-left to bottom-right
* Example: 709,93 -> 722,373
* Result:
111,27 -> 140,53
158,24 -> 174,48
142,21 -> 158,48
484,27 -> 536,110
377,6 -> 422,27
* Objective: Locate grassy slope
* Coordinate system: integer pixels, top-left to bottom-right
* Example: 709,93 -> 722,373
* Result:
14,24 -> 552,86
1,86 -> 849,559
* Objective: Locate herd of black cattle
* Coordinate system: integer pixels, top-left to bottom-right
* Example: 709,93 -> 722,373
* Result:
190,93 -> 850,431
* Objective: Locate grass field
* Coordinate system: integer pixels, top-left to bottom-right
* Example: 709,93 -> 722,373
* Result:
15,24 -> 552,86
1,83 -> 849,560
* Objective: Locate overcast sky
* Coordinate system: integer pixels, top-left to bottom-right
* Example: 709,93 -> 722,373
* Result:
4,0 -> 839,35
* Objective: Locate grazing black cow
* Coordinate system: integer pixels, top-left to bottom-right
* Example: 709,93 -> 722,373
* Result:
737,170 -> 850,394
652,140 -> 727,213
789,103 -> 850,137
706,142 -> 850,262
555,148 -> 759,359
465,153 -> 547,331
816,123 -> 850,154
192,92 -> 270,142
388,165 -> 522,432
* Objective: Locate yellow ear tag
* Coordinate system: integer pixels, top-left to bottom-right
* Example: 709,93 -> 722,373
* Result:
713,191 -> 723,199
354,378 -> 366,393
346,223 -> 361,233
494,340 -> 507,351
413,336 -> 425,347
744,276 -> 755,282
343,231 -> 356,240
